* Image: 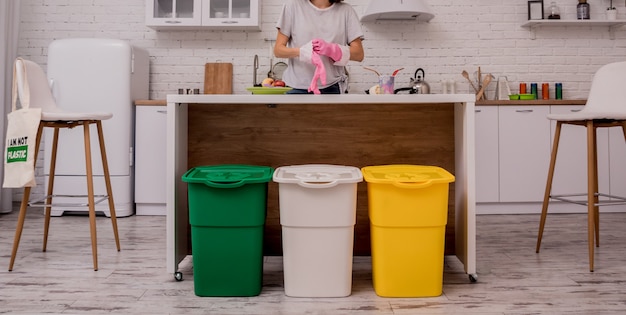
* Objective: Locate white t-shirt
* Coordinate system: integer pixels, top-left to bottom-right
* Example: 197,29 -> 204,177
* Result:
276,0 -> 364,90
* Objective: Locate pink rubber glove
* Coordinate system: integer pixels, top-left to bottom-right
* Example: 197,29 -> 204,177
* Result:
308,52 -> 327,94
312,38 -> 342,62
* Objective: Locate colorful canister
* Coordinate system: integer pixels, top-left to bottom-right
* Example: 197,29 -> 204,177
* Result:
542,83 -> 549,100
530,83 -> 538,99
555,83 -> 563,99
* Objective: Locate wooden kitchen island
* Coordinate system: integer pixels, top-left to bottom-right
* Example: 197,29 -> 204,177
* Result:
166,94 -> 477,282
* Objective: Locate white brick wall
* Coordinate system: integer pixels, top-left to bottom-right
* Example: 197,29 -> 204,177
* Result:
14,0 -> 626,201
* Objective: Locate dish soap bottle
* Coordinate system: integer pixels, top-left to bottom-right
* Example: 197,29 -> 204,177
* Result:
548,2 -> 561,19
577,0 -> 590,20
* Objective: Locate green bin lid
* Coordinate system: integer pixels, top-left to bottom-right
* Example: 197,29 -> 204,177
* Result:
361,165 -> 454,188
182,164 -> 274,188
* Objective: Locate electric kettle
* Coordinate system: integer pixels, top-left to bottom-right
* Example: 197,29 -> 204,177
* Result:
394,68 -> 430,94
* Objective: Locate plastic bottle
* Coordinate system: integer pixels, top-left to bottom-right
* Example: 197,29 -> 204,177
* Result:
577,0 -> 590,20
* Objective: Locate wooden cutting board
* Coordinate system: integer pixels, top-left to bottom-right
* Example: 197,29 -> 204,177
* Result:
203,63 -> 233,94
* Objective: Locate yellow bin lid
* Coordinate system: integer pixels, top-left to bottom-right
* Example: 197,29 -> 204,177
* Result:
361,165 -> 454,189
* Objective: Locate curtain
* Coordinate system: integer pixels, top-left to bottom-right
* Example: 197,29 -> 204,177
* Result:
0,0 -> 21,213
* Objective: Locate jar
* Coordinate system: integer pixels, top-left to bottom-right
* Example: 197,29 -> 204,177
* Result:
542,83 -> 549,100
549,2 -> 561,19
577,0 -> 590,20
555,83 -> 563,99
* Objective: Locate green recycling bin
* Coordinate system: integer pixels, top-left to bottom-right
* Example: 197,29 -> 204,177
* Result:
182,164 -> 274,297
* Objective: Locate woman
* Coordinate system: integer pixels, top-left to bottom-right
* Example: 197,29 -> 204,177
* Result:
274,0 -> 364,94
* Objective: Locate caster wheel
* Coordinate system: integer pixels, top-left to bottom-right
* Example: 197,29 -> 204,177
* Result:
469,274 -> 478,283
174,272 -> 183,281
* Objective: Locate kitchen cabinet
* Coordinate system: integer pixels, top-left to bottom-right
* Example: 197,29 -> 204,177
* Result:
203,0 -> 260,29
145,0 -> 261,30
145,0 -> 202,28
475,106 -> 499,203
609,127 -> 626,207
498,106 -> 551,202
548,105 -> 610,198
475,101 -> 626,214
135,105 -> 167,215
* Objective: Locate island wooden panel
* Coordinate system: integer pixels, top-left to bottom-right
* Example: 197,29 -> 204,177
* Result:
187,102 -> 456,256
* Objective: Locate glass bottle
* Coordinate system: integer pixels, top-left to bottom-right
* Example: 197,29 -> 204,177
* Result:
548,2 -> 561,19
577,0 -> 590,20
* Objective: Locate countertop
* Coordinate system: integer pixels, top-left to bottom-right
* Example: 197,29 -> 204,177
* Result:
164,94 -> 475,104
476,99 -> 586,105
135,96 -> 586,106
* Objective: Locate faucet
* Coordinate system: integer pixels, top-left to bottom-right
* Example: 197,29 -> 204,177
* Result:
253,54 -> 259,86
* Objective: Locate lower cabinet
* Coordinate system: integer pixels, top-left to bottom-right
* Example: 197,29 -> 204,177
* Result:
548,106 -> 610,197
609,127 -> 626,201
475,106 -> 499,203
134,105 -> 167,215
476,104 -> 625,214
498,106 -> 551,202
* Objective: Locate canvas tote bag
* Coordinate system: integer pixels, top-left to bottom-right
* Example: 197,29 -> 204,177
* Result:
3,58 -> 42,188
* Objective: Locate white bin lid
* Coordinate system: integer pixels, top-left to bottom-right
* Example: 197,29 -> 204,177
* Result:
273,164 -> 363,187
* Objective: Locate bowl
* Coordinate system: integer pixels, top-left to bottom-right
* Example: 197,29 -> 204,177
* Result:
508,94 -> 520,100
246,87 -> 292,95
519,93 -> 535,100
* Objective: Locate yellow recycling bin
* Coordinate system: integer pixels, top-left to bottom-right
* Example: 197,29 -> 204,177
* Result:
361,165 -> 455,297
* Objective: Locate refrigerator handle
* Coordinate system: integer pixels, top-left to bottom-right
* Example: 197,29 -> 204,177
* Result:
129,146 -> 134,167
131,49 -> 135,74
49,79 -> 57,99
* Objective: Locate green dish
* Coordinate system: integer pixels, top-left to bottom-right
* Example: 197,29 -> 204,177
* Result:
509,94 -> 520,100
246,87 -> 292,94
519,93 -> 535,100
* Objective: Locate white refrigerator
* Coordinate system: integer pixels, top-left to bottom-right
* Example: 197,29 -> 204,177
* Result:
45,38 -> 149,217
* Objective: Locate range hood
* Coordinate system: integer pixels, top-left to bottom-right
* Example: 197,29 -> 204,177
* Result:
360,0 -> 434,22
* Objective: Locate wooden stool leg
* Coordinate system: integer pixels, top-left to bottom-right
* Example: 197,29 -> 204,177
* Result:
9,188 -> 32,271
537,121 -> 562,253
83,122 -> 98,271
9,123 -> 44,271
43,127 -> 60,252
592,125 -> 600,248
96,121 -> 120,251
586,120 -> 596,272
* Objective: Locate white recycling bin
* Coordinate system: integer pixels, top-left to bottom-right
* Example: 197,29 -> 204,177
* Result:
273,164 -> 363,297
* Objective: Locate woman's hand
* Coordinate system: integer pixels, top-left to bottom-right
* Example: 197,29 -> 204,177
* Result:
312,38 -> 342,62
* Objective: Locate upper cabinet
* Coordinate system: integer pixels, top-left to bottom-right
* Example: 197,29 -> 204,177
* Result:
203,0 -> 260,29
146,0 -> 202,28
146,0 -> 261,31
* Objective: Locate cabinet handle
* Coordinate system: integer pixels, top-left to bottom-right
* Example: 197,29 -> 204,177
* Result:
165,20 -> 182,24
475,109 -> 482,113
571,109 -> 581,112
515,109 -> 534,113
221,20 -> 239,24
157,110 -> 167,114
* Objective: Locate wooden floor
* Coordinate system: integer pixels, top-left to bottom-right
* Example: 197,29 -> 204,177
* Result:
1,206 -> 626,314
